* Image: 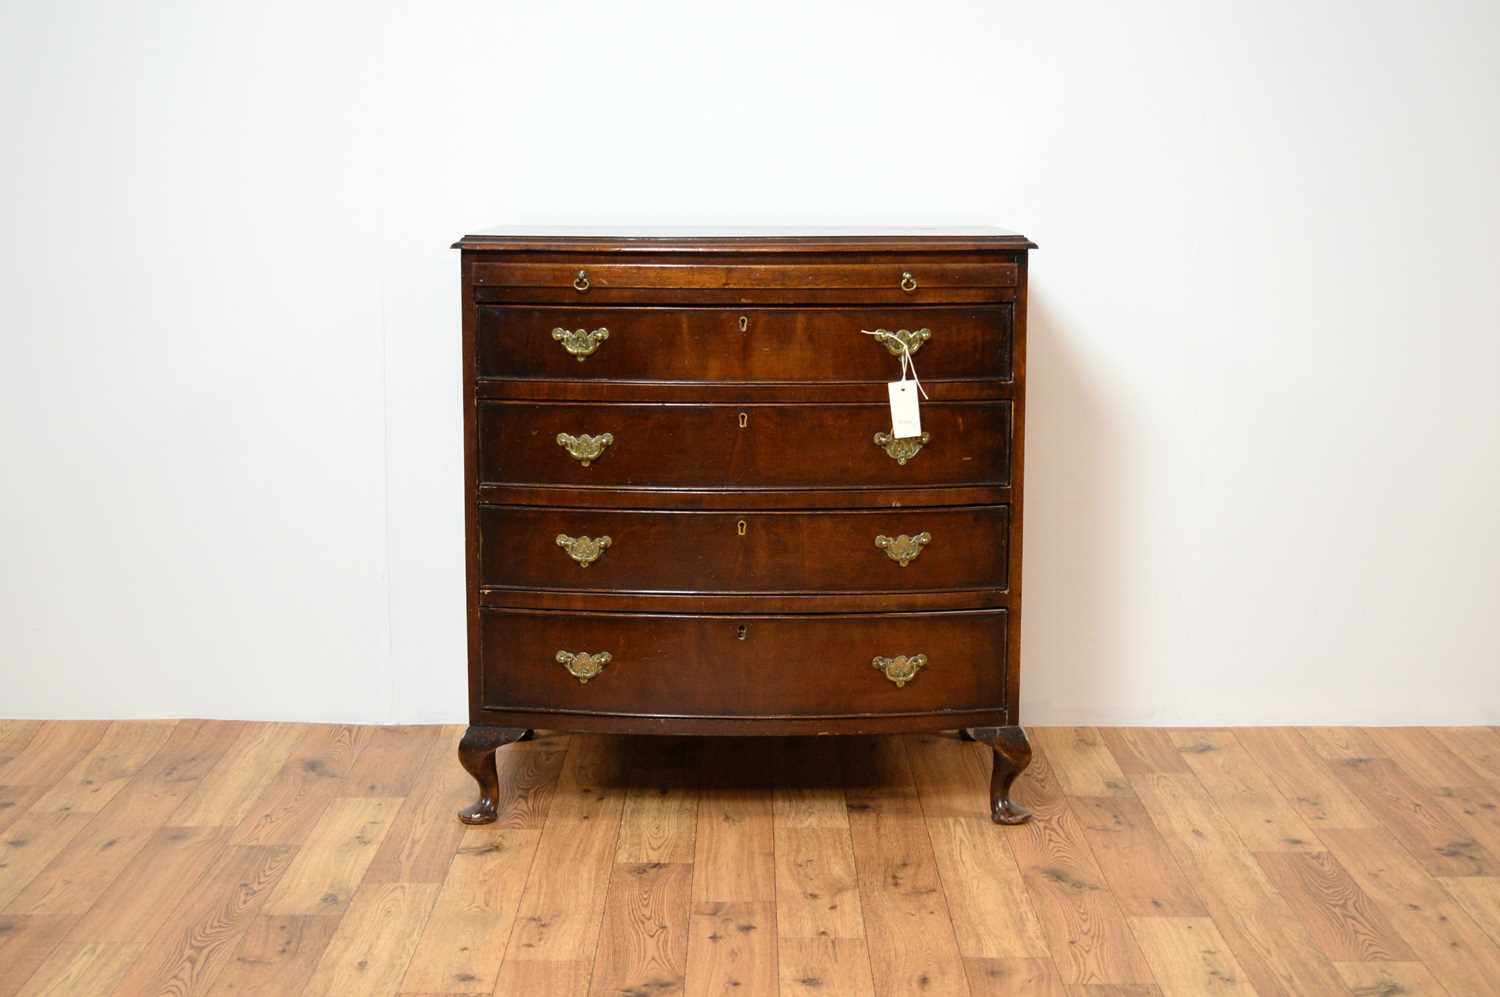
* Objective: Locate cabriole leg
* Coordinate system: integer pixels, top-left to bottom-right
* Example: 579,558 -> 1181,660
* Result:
457,725 -> 530,825
966,725 -> 1034,825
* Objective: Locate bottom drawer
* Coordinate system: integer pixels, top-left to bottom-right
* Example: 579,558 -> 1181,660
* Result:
478,608 -> 1007,718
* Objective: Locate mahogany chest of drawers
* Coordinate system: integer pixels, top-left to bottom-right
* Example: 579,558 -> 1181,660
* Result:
451,227 -> 1036,824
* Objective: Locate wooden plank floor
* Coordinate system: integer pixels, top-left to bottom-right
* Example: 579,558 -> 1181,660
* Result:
1,723 -> 1498,995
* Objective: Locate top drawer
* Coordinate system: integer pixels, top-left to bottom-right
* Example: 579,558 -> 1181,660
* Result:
469,258 -> 1020,304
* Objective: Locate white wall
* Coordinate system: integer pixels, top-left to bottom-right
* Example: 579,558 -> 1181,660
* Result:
2,0 -> 1497,724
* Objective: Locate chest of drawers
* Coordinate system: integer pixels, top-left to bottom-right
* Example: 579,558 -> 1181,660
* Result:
451,227 -> 1036,824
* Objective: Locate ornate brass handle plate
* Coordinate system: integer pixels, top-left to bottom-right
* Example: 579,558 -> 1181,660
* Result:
868,328 -> 931,357
873,653 -> 927,687
873,431 -> 931,465
556,534 -> 611,567
551,326 -> 609,360
557,650 -> 611,683
875,532 -> 931,567
557,432 -> 613,466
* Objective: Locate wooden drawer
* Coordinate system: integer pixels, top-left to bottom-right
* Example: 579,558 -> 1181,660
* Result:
476,304 -> 1013,383
478,505 -> 1009,594
478,608 -> 1008,717
471,260 -> 1017,301
477,400 -> 1011,491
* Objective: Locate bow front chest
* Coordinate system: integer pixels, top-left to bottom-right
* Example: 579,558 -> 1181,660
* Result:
453,227 -> 1036,824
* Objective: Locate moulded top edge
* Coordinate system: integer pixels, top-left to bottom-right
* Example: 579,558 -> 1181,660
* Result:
452,225 -> 1037,252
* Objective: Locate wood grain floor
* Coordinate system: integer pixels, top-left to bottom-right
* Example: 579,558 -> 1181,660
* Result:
1,723 -> 1498,995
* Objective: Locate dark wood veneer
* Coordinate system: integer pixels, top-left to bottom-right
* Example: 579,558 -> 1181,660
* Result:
457,227 -> 1034,825
477,505 -> 1009,595
477,400 -> 1012,491
477,303 -> 1013,383
471,261 -> 1018,293
478,608 -> 1008,718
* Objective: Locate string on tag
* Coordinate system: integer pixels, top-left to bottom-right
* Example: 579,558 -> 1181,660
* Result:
861,330 -> 929,399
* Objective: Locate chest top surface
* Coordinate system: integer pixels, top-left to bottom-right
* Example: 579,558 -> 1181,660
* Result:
454,225 -> 1036,253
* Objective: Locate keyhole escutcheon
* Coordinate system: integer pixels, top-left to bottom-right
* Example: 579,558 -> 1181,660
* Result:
737,519 -> 747,536
738,315 -> 749,332
736,625 -> 748,640
738,411 -> 748,429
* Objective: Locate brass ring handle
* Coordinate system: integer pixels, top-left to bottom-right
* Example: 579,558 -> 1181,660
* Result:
557,432 -> 614,466
573,270 -> 590,292
557,650 -> 611,683
552,326 -> 609,361
867,328 -> 931,357
873,654 -> 927,687
873,431 -> 931,465
556,533 -> 611,567
875,532 -> 931,567
900,271 -> 917,293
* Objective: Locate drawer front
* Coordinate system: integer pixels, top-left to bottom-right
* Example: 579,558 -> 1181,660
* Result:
478,608 -> 1007,717
478,401 -> 1011,490
477,305 -> 1013,383
479,505 -> 1009,594
471,261 -> 1017,296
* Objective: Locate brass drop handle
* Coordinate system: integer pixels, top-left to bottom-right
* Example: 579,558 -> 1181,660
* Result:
552,326 -> 609,360
873,654 -> 927,687
867,328 -> 931,357
557,650 -> 611,683
875,532 -> 931,566
873,431 -> 931,465
573,269 -> 590,292
557,432 -> 613,466
900,271 -> 917,293
556,534 -> 611,567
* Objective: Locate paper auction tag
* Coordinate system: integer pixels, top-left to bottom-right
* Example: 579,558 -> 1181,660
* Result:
888,379 -> 922,438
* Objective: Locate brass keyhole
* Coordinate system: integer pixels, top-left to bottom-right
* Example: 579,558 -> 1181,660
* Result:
738,412 -> 748,429
738,315 -> 749,332
737,519 -> 747,536
736,625 -> 748,640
